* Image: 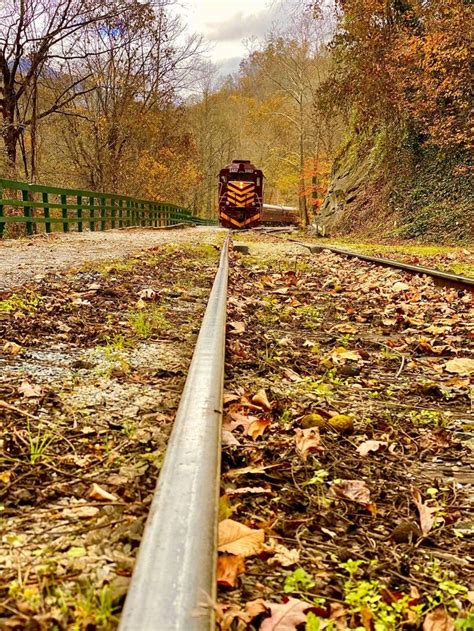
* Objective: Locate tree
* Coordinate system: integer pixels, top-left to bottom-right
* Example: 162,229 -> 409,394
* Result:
57,1 -> 203,192
0,0 -> 143,176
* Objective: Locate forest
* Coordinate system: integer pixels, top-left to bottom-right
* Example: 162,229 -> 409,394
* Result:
0,0 -> 472,240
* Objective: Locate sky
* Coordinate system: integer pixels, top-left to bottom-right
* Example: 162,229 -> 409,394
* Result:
178,0 -> 283,74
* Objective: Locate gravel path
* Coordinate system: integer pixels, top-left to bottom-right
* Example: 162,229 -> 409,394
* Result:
0,226 -> 225,290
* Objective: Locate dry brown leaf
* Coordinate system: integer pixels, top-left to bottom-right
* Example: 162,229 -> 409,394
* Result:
223,392 -> 240,404
138,288 -> 157,300
356,440 -> 387,456
217,554 -> 245,588
218,519 -> 265,556
18,381 -> 42,398
225,412 -> 257,432
260,598 -> 310,631
229,321 -> 246,334
222,429 -> 241,446
392,281 -> 410,292
445,358 -> 474,376
267,542 -> 300,568
295,427 -> 323,461
411,486 -> 436,535
88,483 -> 118,502
3,341 -> 22,355
330,347 -> 361,364
422,607 -> 455,631
252,388 -> 272,410
246,599 -> 268,619
281,367 -> 302,382
331,479 -> 371,504
248,418 -> 271,440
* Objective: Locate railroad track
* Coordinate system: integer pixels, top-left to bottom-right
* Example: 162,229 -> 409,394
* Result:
119,237 -> 229,631
118,232 -> 472,630
289,240 -> 474,291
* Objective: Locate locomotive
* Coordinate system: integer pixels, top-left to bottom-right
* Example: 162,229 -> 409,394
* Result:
218,159 -> 299,229
218,160 -> 264,229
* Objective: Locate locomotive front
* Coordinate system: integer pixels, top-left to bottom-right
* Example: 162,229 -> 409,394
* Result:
218,160 -> 264,229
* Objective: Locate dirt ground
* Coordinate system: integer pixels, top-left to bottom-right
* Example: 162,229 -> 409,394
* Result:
0,226 -> 223,291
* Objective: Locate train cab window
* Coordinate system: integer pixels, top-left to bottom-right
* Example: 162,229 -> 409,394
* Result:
256,177 -> 261,186
221,176 -> 227,183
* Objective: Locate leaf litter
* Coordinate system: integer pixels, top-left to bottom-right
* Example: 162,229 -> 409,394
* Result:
217,234 -> 473,630
0,237 -> 224,629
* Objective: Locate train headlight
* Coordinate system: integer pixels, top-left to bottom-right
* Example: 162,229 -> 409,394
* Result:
226,202 -> 230,206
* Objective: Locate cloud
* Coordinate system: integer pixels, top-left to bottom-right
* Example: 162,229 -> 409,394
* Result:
215,56 -> 242,76
205,9 -> 277,42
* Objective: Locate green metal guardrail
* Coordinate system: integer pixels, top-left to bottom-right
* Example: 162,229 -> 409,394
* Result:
0,178 -> 215,238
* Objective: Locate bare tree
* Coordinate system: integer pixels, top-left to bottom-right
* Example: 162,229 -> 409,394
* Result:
0,0 -> 142,176
58,0 -> 204,192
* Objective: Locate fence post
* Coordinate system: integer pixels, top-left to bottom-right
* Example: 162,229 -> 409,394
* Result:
23,187 -> 33,236
111,198 -> 116,229
89,196 -> 95,231
119,199 -> 123,228
126,200 -> 131,226
77,195 -> 83,232
42,192 -> 51,233
60,193 -> 68,232
100,197 -> 106,231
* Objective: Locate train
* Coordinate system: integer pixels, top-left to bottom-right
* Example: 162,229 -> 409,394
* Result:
218,159 -> 299,229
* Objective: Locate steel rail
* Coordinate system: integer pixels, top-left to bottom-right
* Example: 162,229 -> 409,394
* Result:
119,237 -> 229,631
291,241 -> 474,291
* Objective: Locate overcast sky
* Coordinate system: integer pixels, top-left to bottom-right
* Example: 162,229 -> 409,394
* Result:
178,0 -> 283,74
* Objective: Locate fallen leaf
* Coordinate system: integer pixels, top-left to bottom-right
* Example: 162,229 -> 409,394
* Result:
139,288 -> 157,300
246,599 -> 268,618
422,606 -> 454,631
392,281 -> 410,292
357,440 -> 387,456
295,427 -> 323,460
3,341 -> 22,355
331,479 -> 371,504
218,519 -> 265,556
135,298 -> 146,310
225,412 -> 256,433
267,543 -> 300,568
19,381 -> 42,398
411,486 -> 436,535
222,429 -> 241,446
445,358 -> 474,376
252,388 -> 272,410
217,554 -> 245,588
223,391 -> 240,404
88,483 -> 118,502
330,347 -> 361,363
248,418 -> 271,440
260,598 -> 310,631
229,321 -> 246,334
334,323 -> 357,333
65,505 -> 99,519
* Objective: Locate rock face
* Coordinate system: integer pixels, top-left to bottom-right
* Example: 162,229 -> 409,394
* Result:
318,141 -> 376,233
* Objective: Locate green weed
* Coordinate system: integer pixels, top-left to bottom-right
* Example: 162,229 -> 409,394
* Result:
284,568 -> 315,594
27,421 -> 54,464
408,409 -> 448,428
128,305 -> 169,338
0,292 -> 42,315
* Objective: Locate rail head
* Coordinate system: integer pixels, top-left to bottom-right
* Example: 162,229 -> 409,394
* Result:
119,237 -> 229,631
